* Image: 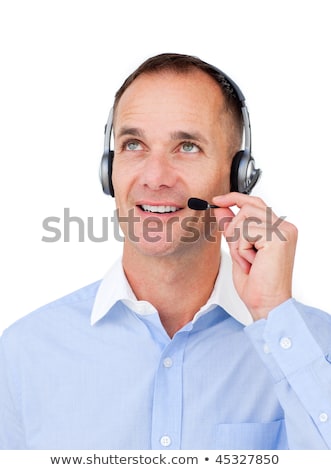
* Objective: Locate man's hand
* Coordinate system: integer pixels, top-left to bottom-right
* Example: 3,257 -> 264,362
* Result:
213,193 -> 298,321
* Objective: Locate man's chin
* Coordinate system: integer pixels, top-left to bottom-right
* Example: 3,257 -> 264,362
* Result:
123,234 -> 203,259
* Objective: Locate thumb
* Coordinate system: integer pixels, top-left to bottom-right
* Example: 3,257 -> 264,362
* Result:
212,207 -> 235,234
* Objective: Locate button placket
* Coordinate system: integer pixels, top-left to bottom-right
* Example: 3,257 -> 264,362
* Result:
151,333 -> 189,449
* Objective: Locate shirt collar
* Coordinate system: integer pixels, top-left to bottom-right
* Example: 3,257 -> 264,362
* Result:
90,251 -> 252,326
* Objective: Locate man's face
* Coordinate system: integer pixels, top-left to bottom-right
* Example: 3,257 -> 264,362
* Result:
112,69 -> 232,257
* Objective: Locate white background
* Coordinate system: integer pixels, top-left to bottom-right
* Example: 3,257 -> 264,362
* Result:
1,0 -> 330,334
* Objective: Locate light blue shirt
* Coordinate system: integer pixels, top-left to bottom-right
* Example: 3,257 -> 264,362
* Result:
1,253 -> 331,450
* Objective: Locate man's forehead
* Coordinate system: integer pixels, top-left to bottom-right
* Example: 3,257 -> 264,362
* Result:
114,69 -> 224,123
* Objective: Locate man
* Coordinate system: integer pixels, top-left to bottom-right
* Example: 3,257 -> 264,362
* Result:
1,53 -> 331,450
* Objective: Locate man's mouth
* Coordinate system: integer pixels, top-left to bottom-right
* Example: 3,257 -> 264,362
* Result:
139,205 -> 181,214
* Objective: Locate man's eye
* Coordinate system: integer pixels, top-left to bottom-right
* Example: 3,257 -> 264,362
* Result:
125,140 -> 143,151
181,142 -> 200,153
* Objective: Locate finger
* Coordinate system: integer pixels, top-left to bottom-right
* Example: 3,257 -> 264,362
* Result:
223,212 -> 270,273
223,206 -> 266,244
224,221 -> 259,274
225,237 -> 254,274
208,206 -> 235,234
212,192 -> 267,210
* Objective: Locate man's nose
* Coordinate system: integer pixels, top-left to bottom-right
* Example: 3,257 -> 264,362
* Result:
140,152 -> 177,191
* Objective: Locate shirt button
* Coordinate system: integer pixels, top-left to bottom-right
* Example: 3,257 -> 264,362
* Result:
319,412 -> 328,423
279,336 -> 292,350
163,357 -> 173,368
160,435 -> 172,447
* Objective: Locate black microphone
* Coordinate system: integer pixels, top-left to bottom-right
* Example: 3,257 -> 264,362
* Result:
187,197 -> 219,211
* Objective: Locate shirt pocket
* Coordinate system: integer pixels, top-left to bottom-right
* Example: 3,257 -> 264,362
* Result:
215,420 -> 287,449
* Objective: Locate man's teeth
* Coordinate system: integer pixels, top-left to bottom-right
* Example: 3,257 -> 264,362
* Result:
141,205 -> 180,213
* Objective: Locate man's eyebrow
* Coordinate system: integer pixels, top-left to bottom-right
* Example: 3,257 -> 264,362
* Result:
116,127 -> 208,144
116,127 -> 145,139
170,130 -> 208,144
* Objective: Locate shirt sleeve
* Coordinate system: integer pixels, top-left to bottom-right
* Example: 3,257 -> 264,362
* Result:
245,298 -> 331,450
0,335 -> 25,449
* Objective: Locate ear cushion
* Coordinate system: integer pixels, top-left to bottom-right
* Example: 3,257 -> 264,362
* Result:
230,151 -> 245,193
100,150 -> 114,196
230,151 -> 260,194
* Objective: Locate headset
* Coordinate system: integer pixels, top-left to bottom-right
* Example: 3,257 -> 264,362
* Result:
100,63 -> 261,197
